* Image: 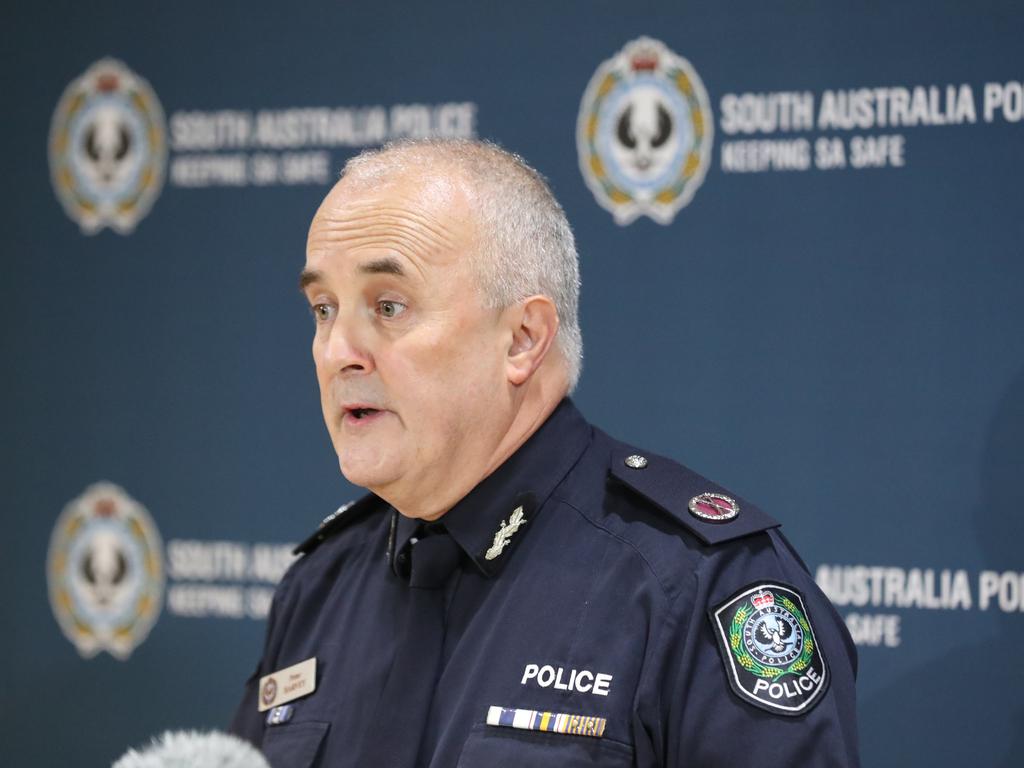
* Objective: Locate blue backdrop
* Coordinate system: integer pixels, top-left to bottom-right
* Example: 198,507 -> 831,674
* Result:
4,1 -> 1023,765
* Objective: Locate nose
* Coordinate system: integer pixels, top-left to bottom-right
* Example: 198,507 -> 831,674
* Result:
317,311 -> 374,376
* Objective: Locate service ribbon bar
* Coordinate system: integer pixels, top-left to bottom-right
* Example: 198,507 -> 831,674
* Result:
486,706 -> 607,738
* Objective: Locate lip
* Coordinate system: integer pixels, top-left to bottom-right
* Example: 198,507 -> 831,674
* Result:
340,403 -> 390,428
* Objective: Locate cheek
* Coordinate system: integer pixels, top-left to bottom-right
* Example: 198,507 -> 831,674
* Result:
441,354 -> 506,427
387,332 -> 500,413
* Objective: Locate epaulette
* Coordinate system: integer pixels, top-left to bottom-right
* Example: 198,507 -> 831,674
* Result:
606,440 -> 780,546
293,492 -> 388,555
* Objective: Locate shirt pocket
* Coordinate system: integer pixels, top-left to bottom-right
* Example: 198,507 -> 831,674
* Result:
261,721 -> 330,768
456,723 -> 634,768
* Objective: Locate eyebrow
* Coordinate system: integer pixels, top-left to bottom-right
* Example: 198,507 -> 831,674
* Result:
298,269 -> 322,292
358,257 -> 406,277
298,257 -> 407,293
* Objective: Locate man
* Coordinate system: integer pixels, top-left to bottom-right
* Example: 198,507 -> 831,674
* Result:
231,139 -> 860,767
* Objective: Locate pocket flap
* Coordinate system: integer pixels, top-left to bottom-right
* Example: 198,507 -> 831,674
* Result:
457,723 -> 633,767
262,721 -> 329,768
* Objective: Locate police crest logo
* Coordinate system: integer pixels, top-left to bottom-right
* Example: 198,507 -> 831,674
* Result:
577,37 -> 713,226
260,677 -> 278,708
710,583 -> 828,715
46,482 -> 165,659
49,58 -> 167,235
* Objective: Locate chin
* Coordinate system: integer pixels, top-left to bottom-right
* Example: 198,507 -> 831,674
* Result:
336,451 -> 399,492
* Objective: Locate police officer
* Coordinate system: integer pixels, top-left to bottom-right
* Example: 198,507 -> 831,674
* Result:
230,139 -> 860,767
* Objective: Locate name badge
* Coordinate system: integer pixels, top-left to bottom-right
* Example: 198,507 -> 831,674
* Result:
258,657 -> 317,712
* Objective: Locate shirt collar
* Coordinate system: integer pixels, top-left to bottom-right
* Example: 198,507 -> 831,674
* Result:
392,398 -> 592,578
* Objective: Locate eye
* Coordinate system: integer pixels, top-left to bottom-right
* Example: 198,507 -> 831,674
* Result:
377,300 -> 407,319
311,303 -> 334,323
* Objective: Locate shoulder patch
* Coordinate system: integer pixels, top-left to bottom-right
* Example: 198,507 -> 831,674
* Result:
709,582 -> 829,716
293,493 -> 387,555
606,443 -> 780,545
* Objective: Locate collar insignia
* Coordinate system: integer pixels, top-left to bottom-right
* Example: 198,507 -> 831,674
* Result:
485,505 -> 527,561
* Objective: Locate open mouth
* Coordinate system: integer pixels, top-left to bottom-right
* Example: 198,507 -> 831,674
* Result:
343,406 -> 385,425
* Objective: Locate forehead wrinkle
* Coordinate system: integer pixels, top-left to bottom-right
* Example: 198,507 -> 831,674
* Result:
316,203 -> 460,252
310,224 -> 443,275
313,219 -> 454,260
308,170 -> 481,287
308,210 -> 470,281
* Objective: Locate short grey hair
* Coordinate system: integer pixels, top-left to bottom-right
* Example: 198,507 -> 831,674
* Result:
340,139 -> 583,391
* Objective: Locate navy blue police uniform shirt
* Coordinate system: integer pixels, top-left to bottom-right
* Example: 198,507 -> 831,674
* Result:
230,399 -> 860,767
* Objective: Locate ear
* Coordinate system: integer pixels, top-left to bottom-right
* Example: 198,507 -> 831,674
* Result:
505,295 -> 560,386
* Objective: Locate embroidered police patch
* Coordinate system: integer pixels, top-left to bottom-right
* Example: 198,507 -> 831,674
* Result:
710,583 -> 828,716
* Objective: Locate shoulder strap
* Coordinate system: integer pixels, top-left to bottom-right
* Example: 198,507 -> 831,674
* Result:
605,437 -> 780,546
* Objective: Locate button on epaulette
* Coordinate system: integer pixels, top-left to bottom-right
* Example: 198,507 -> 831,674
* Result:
608,445 -> 780,545
293,493 -> 386,555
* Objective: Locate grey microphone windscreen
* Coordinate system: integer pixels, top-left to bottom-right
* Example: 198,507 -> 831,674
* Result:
111,730 -> 270,768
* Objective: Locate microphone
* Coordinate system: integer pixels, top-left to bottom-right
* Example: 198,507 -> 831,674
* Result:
112,730 -> 270,768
